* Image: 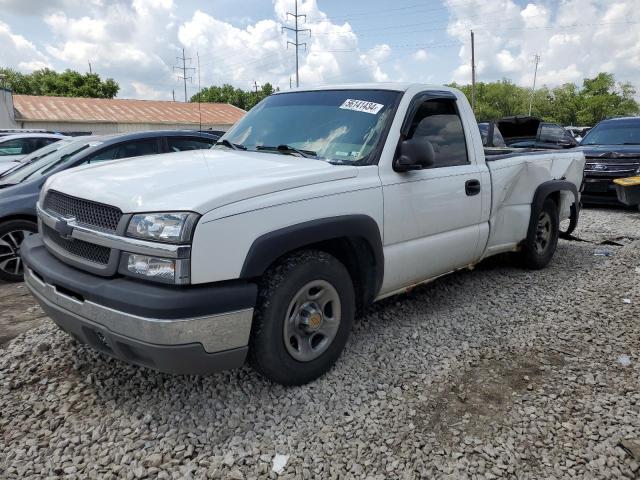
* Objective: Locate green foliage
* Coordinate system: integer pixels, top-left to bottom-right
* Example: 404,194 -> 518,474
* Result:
450,72 -> 639,126
0,67 -> 119,98
191,82 -> 277,110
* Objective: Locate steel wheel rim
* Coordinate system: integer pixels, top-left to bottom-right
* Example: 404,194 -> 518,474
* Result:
283,279 -> 342,362
0,230 -> 33,277
534,211 -> 552,254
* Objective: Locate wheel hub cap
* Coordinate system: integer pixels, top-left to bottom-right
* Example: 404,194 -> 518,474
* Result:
534,211 -> 552,254
283,280 -> 341,362
299,302 -> 324,331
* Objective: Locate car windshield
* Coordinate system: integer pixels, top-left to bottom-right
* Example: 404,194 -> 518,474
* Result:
0,140 -> 91,185
581,121 -> 640,145
220,89 -> 401,164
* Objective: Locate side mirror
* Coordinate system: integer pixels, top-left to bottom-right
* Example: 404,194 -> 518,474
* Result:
393,137 -> 436,172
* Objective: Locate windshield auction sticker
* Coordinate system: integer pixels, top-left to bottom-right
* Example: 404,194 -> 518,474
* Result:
339,99 -> 384,115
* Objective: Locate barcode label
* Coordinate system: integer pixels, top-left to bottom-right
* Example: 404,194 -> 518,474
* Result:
339,99 -> 384,115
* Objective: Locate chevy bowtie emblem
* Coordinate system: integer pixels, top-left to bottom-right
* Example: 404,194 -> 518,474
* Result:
53,217 -> 76,239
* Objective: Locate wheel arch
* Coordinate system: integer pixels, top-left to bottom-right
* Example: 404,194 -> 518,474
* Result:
240,215 -> 384,312
0,214 -> 38,226
527,180 -> 579,243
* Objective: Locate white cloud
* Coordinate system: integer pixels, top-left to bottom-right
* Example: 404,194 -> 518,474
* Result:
412,49 -> 428,62
0,21 -> 50,71
446,0 -> 640,88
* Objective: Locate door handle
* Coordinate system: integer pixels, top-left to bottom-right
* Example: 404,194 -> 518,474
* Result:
465,179 -> 481,196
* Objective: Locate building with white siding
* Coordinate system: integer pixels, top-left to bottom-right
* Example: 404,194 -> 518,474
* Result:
0,88 -> 245,134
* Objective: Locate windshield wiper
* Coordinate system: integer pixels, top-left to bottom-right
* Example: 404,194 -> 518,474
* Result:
256,144 -> 317,158
216,139 -> 247,150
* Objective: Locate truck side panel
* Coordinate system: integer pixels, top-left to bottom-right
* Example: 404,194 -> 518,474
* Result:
482,152 -> 585,257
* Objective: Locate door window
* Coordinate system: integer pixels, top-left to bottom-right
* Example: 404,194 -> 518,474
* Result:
0,138 -> 30,156
539,124 -> 566,143
406,99 -> 469,167
167,137 -> 215,152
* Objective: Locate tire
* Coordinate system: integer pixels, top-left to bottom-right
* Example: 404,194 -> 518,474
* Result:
0,219 -> 38,282
249,250 -> 355,385
521,198 -> 559,270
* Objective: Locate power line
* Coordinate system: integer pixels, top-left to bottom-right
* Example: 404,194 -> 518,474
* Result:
174,47 -> 195,102
282,0 -> 311,88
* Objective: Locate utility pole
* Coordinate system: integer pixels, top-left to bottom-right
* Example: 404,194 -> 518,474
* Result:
197,52 -> 202,130
88,61 -> 92,74
174,48 -> 195,102
528,54 -> 541,116
253,80 -> 259,93
172,89 -> 175,102
282,0 -> 310,88
470,30 -> 476,112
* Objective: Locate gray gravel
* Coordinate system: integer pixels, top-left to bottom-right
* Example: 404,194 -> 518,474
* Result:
1,207 -> 639,479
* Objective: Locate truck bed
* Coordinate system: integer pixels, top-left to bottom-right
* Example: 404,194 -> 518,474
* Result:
482,150 -> 585,258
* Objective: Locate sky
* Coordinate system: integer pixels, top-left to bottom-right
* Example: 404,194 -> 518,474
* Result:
0,0 -> 638,100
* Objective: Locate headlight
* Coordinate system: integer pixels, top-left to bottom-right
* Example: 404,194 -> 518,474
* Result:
119,253 -> 190,284
126,212 -> 199,243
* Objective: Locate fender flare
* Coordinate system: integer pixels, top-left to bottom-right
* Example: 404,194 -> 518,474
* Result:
240,215 -> 384,300
527,180 -> 580,242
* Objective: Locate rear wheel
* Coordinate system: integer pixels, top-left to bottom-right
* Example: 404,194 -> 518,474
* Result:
249,250 -> 355,385
521,198 -> 559,270
0,219 -> 37,282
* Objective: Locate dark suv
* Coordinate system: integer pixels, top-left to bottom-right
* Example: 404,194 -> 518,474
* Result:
0,130 -> 219,281
578,117 -> 640,205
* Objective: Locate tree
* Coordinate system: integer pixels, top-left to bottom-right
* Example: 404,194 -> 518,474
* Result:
451,72 -> 639,125
0,67 -> 119,98
191,82 -> 278,110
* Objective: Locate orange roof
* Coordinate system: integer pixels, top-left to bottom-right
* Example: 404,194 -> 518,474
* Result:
12,95 -> 245,126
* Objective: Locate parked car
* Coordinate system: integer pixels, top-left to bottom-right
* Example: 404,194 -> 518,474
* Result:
20,84 -> 585,385
0,129 -> 64,138
578,116 -> 640,205
0,133 -> 69,163
565,125 -> 591,142
0,130 -> 217,281
495,116 -> 578,149
478,121 -> 507,147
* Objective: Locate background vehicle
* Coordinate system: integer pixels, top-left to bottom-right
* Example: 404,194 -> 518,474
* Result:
0,130 -> 217,282
478,121 -> 507,147
578,116 -> 640,205
0,133 -> 68,164
565,125 -> 591,142
496,116 -> 578,149
21,84 -> 584,385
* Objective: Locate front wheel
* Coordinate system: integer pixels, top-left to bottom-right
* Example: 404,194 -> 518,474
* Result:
520,198 -> 559,270
249,250 -> 355,385
0,219 -> 38,282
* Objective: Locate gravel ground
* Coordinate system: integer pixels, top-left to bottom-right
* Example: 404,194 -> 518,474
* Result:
1,208 -> 639,479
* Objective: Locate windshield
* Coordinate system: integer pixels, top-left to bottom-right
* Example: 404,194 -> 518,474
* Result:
581,121 -> 640,145
0,140 -> 91,185
221,89 -> 401,164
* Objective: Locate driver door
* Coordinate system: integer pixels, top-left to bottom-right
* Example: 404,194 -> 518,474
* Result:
379,93 -> 486,295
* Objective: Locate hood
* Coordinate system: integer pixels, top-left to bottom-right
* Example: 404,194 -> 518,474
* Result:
45,149 -> 359,214
576,144 -> 640,160
497,116 -> 541,140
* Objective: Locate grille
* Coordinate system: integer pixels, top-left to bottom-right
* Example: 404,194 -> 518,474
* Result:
44,190 -> 122,232
43,224 -> 111,265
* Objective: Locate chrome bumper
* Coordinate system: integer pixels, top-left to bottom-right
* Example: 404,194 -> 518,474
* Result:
24,267 -> 253,353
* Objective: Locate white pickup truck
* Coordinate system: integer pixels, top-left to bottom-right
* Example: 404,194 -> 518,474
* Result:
21,84 -> 585,385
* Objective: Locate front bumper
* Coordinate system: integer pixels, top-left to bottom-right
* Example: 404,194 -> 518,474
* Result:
21,235 -> 257,375
582,177 -> 622,205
